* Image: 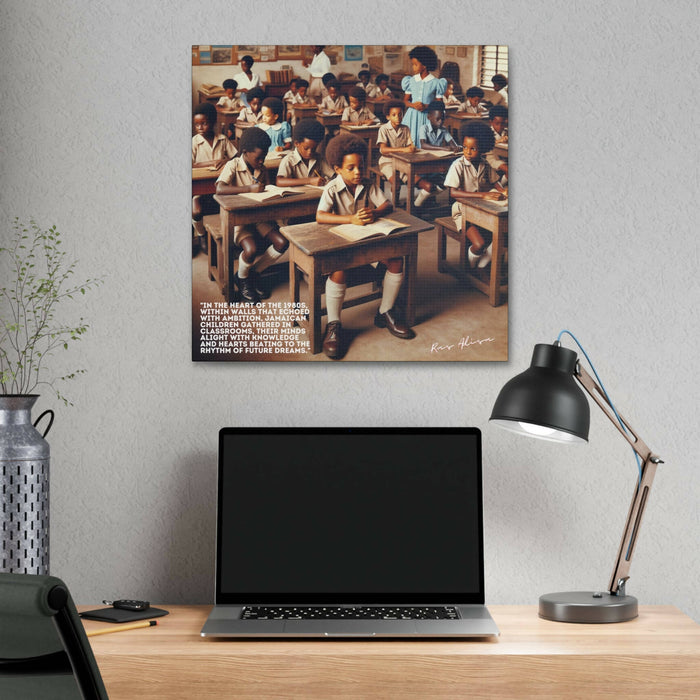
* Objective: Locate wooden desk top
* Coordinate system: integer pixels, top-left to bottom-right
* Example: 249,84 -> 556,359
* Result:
82,605 -> 700,699
460,197 -> 509,217
282,209 -> 432,256
214,185 -> 322,214
391,150 -> 460,165
192,165 -> 223,181
340,123 -> 380,135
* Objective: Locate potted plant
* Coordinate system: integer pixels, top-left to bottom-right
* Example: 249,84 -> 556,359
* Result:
1,218 -> 101,574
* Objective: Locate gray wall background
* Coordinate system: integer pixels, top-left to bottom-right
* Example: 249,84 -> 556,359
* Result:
2,1 -> 699,622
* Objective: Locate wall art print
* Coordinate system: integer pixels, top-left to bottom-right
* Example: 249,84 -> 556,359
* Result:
192,45 -> 508,362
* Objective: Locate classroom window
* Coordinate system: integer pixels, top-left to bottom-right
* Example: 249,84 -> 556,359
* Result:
479,46 -> 508,86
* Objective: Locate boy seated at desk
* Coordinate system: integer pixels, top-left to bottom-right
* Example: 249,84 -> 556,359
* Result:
416,101 -> 460,199
376,100 -> 434,208
356,69 -> 379,98
276,119 -> 334,187
316,133 -> 416,360
320,80 -> 348,114
192,102 -> 237,255
259,97 -> 292,153
283,78 -> 300,107
215,127 -> 288,304
374,74 -> 393,100
444,121 -> 506,269
290,79 -> 315,125
236,87 -> 265,124
341,87 -> 380,126
217,79 -> 241,111
443,79 -> 461,108
489,105 -> 508,144
460,86 -> 489,115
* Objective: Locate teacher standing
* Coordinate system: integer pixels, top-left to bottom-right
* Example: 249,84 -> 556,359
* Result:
303,45 -> 331,102
401,46 -> 447,145
234,55 -> 262,105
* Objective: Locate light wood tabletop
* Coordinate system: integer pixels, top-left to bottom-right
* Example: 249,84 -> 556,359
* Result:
81,604 -> 700,699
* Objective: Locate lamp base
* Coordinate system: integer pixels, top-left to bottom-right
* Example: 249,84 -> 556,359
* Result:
539,591 -> 638,623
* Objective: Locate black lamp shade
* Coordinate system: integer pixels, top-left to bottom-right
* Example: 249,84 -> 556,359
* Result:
490,344 -> 590,443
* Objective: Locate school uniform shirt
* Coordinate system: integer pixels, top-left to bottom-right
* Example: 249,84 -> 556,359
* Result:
482,88 -> 507,107
320,94 -> 348,112
283,90 -> 301,104
460,102 -> 488,115
216,157 -> 274,243
417,123 -> 455,148
317,175 -> 387,216
444,156 -> 502,227
376,87 -> 393,98
237,107 -> 264,124
356,81 -> 379,98
444,94 -> 462,108
233,71 -> 262,94
341,105 -> 379,124
258,121 -> 292,152
278,148 -> 334,181
192,133 -> 237,165
491,126 -> 508,142
216,95 -> 241,111
376,122 -> 413,177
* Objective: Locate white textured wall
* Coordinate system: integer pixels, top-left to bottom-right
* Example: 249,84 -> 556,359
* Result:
2,1 -> 699,622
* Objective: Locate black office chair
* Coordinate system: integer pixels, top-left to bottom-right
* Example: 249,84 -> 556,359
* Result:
0,573 -> 108,699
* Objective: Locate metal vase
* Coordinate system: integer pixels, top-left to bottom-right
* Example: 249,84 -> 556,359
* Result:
0,395 -> 54,574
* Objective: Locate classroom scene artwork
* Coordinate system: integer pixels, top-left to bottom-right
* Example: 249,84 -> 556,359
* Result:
191,45 -> 509,362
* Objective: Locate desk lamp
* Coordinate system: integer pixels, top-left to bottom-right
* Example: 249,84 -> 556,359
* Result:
490,334 -> 663,623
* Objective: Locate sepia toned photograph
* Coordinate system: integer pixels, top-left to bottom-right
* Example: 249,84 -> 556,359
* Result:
192,45 -> 509,362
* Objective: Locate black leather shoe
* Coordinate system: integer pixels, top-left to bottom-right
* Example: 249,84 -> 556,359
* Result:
252,271 -> 271,299
374,309 -> 416,339
235,273 -> 260,304
322,321 -> 343,359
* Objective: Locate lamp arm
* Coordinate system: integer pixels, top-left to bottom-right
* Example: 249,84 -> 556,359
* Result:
575,365 -> 664,595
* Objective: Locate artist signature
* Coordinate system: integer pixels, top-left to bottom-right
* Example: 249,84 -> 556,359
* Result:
430,336 -> 496,353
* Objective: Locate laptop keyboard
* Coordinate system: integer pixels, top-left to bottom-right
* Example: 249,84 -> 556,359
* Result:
241,606 -> 459,620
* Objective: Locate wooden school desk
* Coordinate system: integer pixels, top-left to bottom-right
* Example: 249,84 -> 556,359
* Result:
437,198 -> 508,307
281,209 -> 432,354
315,110 -> 342,131
493,142 -> 508,160
192,165 -> 224,196
216,108 -> 239,136
445,111 -> 489,141
339,123 -> 381,178
291,102 -> 318,123
389,150 -> 460,216
81,605 -> 700,699
214,187 -> 322,301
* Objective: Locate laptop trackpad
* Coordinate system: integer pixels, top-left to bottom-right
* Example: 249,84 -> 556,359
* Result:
284,620 -> 417,636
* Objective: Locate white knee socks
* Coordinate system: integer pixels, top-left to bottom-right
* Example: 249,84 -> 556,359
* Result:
379,270 -> 403,314
254,245 -> 283,275
325,278 -> 346,323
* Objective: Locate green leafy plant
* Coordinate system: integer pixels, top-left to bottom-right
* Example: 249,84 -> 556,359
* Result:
0,218 -> 102,405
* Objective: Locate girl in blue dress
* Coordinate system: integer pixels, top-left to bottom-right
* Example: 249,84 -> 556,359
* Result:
401,46 -> 447,145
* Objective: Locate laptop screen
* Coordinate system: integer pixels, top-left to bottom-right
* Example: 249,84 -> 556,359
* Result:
216,427 -> 485,605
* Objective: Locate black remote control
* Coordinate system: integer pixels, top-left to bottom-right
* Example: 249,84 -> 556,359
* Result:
104,599 -> 150,612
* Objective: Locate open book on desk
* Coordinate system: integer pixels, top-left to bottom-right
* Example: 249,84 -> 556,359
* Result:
238,185 -> 307,202
329,217 -> 409,242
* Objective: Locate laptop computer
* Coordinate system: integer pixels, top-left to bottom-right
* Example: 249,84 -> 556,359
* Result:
200,427 -> 499,638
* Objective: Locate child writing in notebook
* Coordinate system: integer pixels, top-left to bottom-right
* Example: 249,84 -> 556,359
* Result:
444,121 -> 505,269
376,100 -> 434,208
374,74 -> 393,100
418,101 -> 459,152
215,127 -> 288,303
217,79 -> 241,111
316,133 -> 415,359
341,87 -> 380,126
320,80 -> 348,114
259,97 -> 292,153
460,87 -> 487,114
191,102 -> 237,255
276,119 -> 334,187
236,87 -> 265,124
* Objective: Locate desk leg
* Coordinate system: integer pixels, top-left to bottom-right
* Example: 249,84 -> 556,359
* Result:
404,165 -> 414,217
309,263 -> 323,355
392,166 -> 400,208
220,210 -> 233,303
404,236 -> 418,327
489,222 -> 505,306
